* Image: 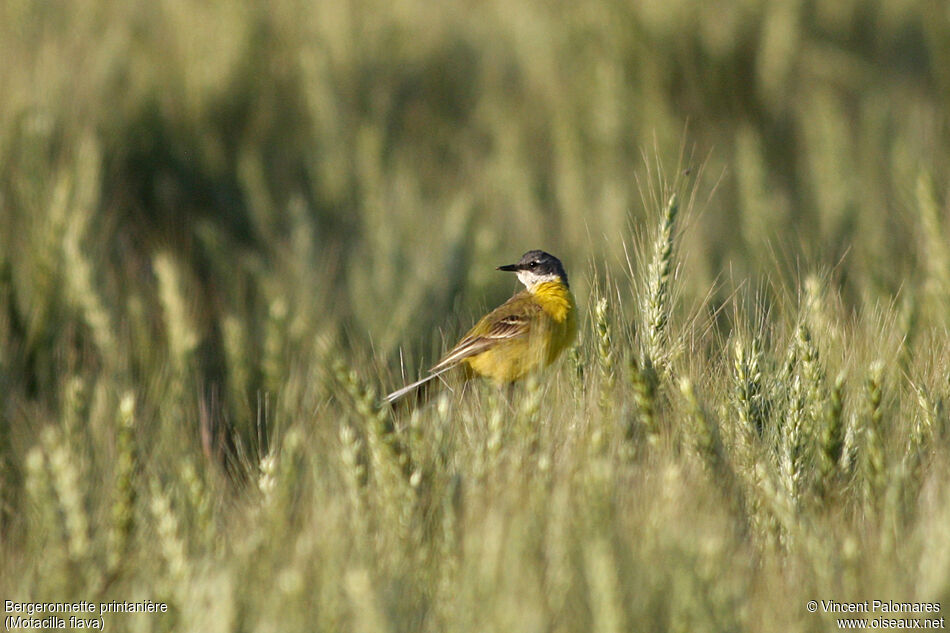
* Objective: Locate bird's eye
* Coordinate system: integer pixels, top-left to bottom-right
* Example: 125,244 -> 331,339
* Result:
529,261 -> 538,268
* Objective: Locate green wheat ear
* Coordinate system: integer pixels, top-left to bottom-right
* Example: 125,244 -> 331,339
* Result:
42,426 -> 90,566
334,360 -> 412,482
864,360 -> 886,501
642,193 -> 679,372
152,251 -> 199,375
108,392 -> 137,572
819,372 -> 846,492
148,479 -> 188,585
733,336 -> 765,441
680,379 -> 725,476
628,353 -> 659,444
781,370 -> 806,505
594,296 -> 615,413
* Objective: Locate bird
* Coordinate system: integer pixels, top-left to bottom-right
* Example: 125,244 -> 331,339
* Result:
384,250 -> 577,404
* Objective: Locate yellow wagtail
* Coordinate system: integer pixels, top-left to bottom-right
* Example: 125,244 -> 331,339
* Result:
385,250 -> 577,404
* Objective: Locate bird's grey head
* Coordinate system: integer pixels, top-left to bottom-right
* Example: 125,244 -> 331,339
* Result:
497,250 -> 569,289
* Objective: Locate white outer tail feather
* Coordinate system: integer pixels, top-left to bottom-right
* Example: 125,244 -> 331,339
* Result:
383,364 -> 456,404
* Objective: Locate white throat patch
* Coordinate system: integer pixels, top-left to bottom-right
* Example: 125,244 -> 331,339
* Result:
517,270 -> 561,290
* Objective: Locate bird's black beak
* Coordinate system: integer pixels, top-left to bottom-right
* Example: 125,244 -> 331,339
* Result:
497,263 -> 519,272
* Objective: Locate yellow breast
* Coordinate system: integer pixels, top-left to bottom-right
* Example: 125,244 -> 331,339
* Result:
464,280 -> 577,383
532,280 -> 577,363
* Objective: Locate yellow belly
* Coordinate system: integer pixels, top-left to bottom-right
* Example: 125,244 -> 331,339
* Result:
464,281 -> 576,383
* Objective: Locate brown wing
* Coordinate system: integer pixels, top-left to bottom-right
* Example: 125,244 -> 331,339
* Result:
430,293 -> 540,372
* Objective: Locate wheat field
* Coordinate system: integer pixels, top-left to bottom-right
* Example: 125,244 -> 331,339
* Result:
2,1 -> 950,631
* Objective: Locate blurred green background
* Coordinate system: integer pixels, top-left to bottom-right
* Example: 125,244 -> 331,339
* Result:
2,0 -> 950,628
3,0 -> 947,372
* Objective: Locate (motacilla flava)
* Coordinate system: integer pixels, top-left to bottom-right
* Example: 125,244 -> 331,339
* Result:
385,250 -> 577,404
